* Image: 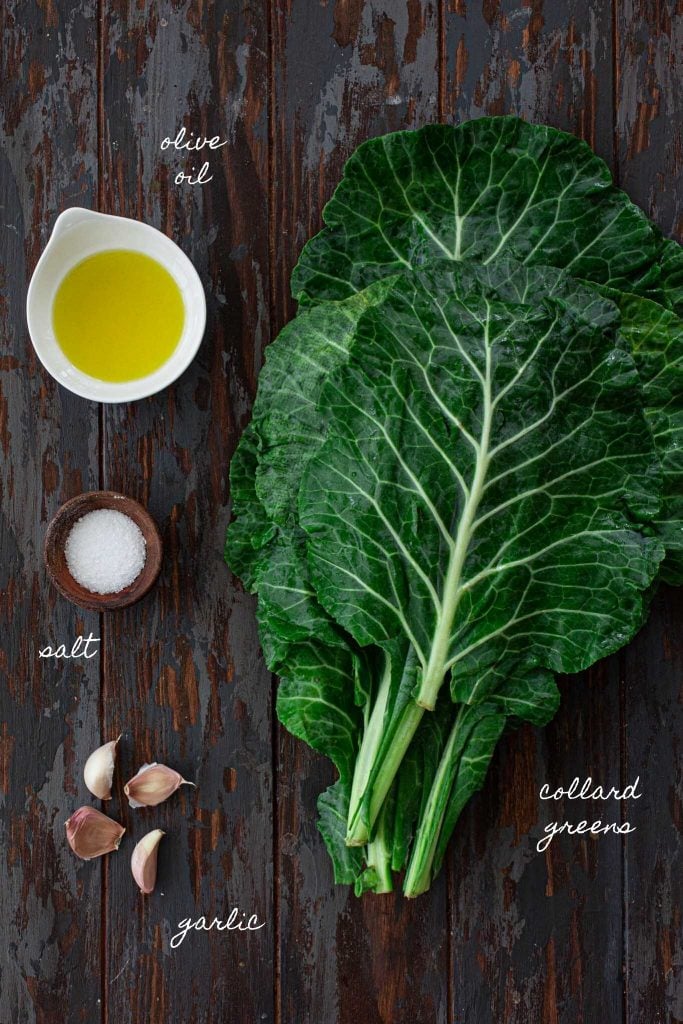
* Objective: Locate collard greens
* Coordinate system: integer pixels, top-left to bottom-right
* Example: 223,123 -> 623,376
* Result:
292,118 -> 678,312
225,118 -> 682,896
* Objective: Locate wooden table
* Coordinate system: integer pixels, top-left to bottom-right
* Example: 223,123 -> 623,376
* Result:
1,2 -> 681,1021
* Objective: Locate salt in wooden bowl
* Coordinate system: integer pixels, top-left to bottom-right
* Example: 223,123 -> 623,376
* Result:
44,491 -> 163,611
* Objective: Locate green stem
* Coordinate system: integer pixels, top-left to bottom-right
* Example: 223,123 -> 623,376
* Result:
403,706 -> 505,897
346,654 -> 392,846
366,701 -> 425,835
346,699 -> 424,846
364,796 -> 394,894
415,340 -> 494,710
403,706 -> 467,898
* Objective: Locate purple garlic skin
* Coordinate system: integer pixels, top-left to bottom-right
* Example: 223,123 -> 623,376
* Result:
124,762 -> 195,808
65,806 -> 125,860
131,829 -> 165,894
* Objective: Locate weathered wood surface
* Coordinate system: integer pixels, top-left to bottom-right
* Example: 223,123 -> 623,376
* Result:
99,2 -> 273,1021
616,5 -> 683,1021
443,5 -> 626,1022
272,5 -> 450,1023
0,2 -> 680,1022
0,3 -> 102,1022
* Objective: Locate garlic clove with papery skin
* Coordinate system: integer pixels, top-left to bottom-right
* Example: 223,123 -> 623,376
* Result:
83,735 -> 121,800
65,806 -> 126,860
131,828 -> 165,894
124,762 -> 195,808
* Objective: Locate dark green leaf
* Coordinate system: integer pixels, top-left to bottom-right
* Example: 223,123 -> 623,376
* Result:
293,118 -> 660,306
299,259 -> 662,843
616,294 -> 683,584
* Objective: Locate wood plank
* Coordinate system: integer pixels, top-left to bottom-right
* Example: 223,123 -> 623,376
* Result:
620,590 -> 683,1023
615,5 -> 683,1020
99,3 -> 273,1020
442,3 -> 624,1021
0,3 -> 102,1021
272,0 -> 441,325
616,1 -> 682,236
448,668 -> 625,1024
443,0 -> 614,161
271,4 -> 449,1022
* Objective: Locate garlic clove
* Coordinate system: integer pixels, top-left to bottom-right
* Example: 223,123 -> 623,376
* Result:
131,828 -> 165,894
65,806 -> 125,860
83,735 -> 121,800
124,762 -> 195,808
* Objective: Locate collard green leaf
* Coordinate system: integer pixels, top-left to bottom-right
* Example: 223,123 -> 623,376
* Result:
652,235 -> 683,315
268,636 -> 369,885
275,641 -> 361,783
404,704 -> 506,897
223,423 -> 274,591
225,288 -> 396,890
226,118 -> 681,897
255,533 -> 346,659
298,259 -> 663,843
254,281 -> 394,526
616,294 -> 683,585
471,262 -> 683,583
301,259 -> 661,690
318,780 -> 365,886
485,669 -> 561,727
228,284 -> 396,662
292,118 -> 661,307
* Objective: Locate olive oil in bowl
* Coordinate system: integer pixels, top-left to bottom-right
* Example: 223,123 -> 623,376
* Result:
52,250 -> 185,382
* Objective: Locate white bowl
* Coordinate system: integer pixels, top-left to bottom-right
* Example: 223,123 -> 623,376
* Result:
26,208 -> 206,402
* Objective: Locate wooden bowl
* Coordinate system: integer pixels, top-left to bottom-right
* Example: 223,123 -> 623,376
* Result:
44,491 -> 163,611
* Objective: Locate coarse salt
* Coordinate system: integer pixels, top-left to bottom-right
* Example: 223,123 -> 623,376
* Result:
64,508 -> 147,594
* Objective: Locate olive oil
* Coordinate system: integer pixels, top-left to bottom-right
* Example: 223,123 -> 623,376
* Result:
52,250 -> 185,382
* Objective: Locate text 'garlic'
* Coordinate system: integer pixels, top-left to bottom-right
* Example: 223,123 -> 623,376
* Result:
83,735 -> 121,800
124,762 -> 195,808
131,828 -> 165,894
65,806 -> 125,860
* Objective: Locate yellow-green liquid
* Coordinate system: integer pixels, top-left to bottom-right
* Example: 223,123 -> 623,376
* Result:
52,250 -> 185,382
